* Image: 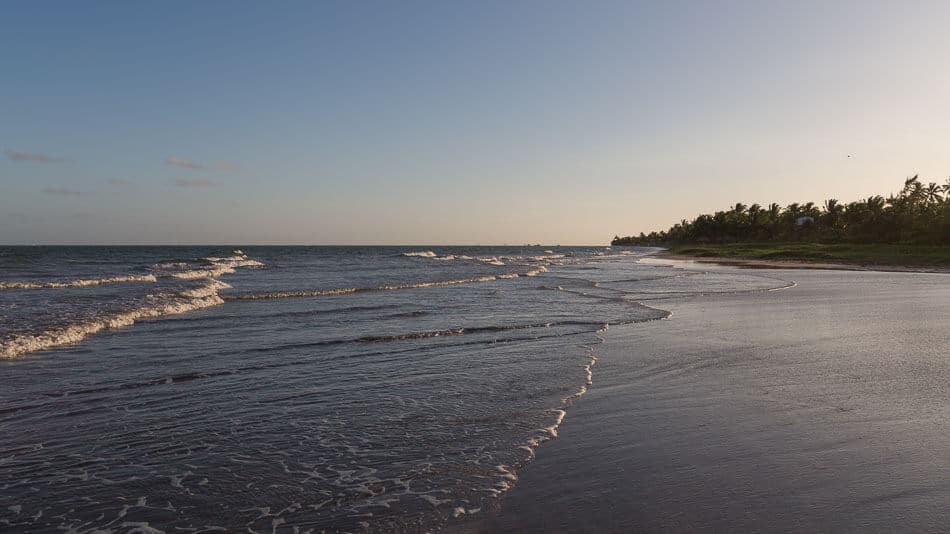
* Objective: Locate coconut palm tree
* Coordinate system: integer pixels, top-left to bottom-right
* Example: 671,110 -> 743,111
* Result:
926,182 -> 943,203
867,196 -> 885,213
823,199 -> 842,214
610,176 -> 949,246
768,203 -> 781,219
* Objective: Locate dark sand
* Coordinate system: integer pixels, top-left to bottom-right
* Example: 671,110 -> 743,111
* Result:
459,262 -> 950,533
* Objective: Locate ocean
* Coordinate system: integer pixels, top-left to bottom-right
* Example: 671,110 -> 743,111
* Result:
0,246 -> 794,532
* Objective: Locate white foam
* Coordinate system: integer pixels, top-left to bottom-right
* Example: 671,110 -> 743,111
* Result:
0,274 -> 157,290
451,506 -> 481,518
419,494 -> 450,507
400,250 -> 437,258
480,465 -> 519,497
170,266 -> 235,279
499,350 -> 598,498
0,251 -> 266,358
1,294 -> 224,359
158,280 -> 232,300
163,253 -> 263,280
205,255 -> 264,268
383,276 -> 497,289
525,266 -> 548,276
228,272 -> 543,301
226,287 -> 360,300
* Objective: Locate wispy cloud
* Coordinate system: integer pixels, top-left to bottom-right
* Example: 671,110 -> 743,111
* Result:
107,178 -> 132,185
42,187 -> 84,196
172,178 -> 222,187
165,156 -> 205,170
165,156 -> 238,171
5,149 -> 68,163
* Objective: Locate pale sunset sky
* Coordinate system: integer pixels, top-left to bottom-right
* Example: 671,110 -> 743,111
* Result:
2,1 -> 950,245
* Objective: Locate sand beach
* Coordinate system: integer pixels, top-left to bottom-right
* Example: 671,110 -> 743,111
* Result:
464,260 -> 950,532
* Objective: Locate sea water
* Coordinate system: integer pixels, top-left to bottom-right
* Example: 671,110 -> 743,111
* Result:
0,246 -> 792,532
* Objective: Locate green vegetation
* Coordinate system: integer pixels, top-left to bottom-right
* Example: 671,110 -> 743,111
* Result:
667,243 -> 950,267
613,176 -> 950,253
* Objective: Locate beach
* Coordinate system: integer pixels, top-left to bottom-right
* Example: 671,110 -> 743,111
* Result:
3,249 -> 948,532
653,252 -> 950,274
6,2 -> 950,531
464,260 -> 950,533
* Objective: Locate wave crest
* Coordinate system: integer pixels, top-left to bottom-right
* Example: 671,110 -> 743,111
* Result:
2,253 -> 264,358
0,274 -> 158,290
1,292 -> 225,359
225,270 -> 547,301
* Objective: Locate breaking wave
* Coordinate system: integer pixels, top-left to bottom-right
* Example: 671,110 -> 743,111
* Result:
167,253 -> 264,280
226,268 -> 547,301
1,291 -> 224,359
1,251 -> 264,289
1,252 -> 262,359
399,249 -> 576,268
0,274 -> 157,290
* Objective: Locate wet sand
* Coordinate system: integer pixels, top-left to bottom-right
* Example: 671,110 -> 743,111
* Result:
655,253 -> 950,273
459,262 -> 950,533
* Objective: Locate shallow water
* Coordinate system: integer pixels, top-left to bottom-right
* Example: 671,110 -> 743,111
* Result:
0,246 -> 793,532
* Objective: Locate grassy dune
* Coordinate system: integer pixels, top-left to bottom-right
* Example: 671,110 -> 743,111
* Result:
666,243 -> 950,267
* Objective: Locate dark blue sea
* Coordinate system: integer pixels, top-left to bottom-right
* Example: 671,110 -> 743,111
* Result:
0,246 -> 793,532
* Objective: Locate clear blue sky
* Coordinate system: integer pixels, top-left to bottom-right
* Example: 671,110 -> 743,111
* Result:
3,1 -> 950,244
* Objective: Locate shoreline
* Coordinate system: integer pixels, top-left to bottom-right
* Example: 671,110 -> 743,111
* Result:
653,250 -> 950,274
461,264 -> 950,533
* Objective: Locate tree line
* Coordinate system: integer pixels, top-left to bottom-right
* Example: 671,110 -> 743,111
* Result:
612,176 -> 950,246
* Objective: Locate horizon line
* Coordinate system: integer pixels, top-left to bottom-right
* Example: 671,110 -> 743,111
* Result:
0,242 -> 617,247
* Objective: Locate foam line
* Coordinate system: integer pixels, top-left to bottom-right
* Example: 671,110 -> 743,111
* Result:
1,293 -> 224,359
226,269 -> 547,301
0,274 -> 157,290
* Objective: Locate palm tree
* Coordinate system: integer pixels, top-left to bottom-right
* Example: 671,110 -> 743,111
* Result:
866,196 -> 885,213
823,199 -> 841,215
612,176 -> 949,246
822,198 -> 844,235
903,175 -> 925,206
925,182 -> 942,203
747,203 -> 761,223
904,174 -> 921,191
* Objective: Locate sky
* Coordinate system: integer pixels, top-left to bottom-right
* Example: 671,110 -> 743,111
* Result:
3,0 -> 950,245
